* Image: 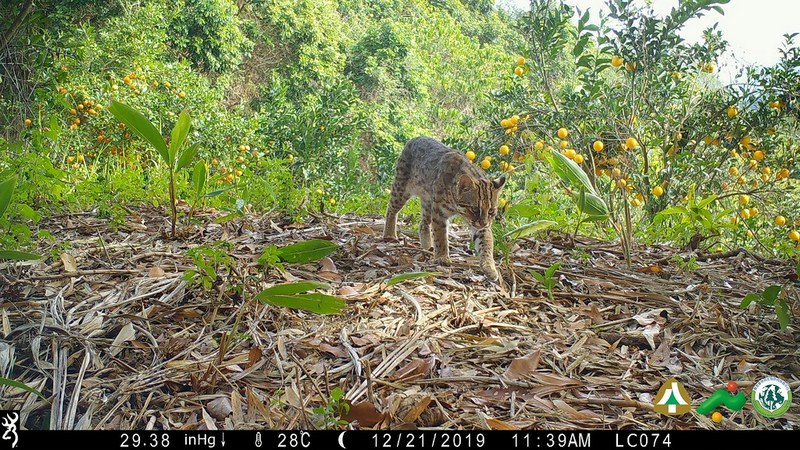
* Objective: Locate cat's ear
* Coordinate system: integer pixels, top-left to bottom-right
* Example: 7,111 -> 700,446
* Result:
492,176 -> 506,190
458,174 -> 477,192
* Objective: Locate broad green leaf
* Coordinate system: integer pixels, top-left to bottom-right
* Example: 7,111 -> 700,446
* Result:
503,220 -> 557,240
44,115 -> 60,140
547,149 -> 596,194
276,239 -> 338,263
192,161 -> 206,196
0,250 -> 41,260
169,110 -> 192,164
740,293 -> 760,308
763,285 -> 782,303
386,271 -> 439,286
776,299 -> 789,330
108,101 -> 168,162
578,191 -> 609,220
255,293 -> 345,314
257,281 -> 330,296
0,176 -> 16,219
0,376 -> 46,399
177,142 -> 200,171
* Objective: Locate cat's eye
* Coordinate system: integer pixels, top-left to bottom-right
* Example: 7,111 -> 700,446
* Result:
488,208 -> 496,216
472,208 -> 482,216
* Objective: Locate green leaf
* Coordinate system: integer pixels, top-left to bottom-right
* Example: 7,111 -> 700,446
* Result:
0,176 -> 16,219
108,101 -> 168,162
0,250 -> 41,260
255,292 -> 346,314
0,376 -> 46,399
740,293 -> 760,308
696,194 -> 718,209
530,271 -> 545,283
44,115 -> 61,140
545,262 -> 561,278
204,188 -> 230,198
176,143 -> 200,172
762,284 -> 782,304
503,220 -> 557,240
577,191 -> 609,220
276,239 -> 338,263
169,110 -> 192,164
776,299 -> 790,330
547,149 -> 596,194
257,281 -> 331,296
386,271 -> 439,286
192,161 -> 207,196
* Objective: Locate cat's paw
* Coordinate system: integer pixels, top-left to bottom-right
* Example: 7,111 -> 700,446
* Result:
434,255 -> 452,265
484,268 -> 501,283
382,234 -> 399,242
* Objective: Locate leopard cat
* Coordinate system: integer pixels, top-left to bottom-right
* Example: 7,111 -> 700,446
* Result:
383,136 -> 506,281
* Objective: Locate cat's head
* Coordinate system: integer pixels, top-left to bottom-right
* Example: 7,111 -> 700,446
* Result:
456,174 -> 506,229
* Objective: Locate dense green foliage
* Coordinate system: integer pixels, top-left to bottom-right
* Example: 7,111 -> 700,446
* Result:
1,0 -> 799,260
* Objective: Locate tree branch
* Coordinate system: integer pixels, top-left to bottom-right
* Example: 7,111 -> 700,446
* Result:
1,0 -> 34,50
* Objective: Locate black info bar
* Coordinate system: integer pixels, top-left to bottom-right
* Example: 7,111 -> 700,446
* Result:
3,429 -> 794,450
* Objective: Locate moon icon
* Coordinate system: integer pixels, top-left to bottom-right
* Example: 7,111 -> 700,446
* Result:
337,431 -> 347,449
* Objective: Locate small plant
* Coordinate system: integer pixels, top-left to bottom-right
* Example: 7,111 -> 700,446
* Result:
258,239 -> 339,271
183,242 -> 235,290
530,261 -> 561,301
312,387 -> 350,429
671,255 -> 699,271
108,102 -> 200,237
0,176 -> 40,261
654,185 -> 729,248
741,284 -> 791,331
255,239 -> 345,314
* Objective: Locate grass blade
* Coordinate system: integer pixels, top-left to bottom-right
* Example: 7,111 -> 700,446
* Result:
386,271 -> 439,286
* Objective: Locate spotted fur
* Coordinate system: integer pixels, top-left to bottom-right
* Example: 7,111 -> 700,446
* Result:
383,136 -> 506,281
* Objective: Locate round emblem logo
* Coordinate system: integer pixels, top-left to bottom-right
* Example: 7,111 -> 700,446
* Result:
751,376 -> 792,418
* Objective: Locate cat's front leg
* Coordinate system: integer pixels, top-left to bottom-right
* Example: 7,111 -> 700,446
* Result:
419,201 -> 433,250
431,211 -> 451,264
473,227 -> 500,281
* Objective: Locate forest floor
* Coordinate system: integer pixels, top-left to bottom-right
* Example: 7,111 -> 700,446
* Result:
1,206 -> 798,430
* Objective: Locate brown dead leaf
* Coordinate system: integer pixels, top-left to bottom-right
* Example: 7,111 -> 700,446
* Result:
350,335 -> 374,346
148,266 -> 166,277
61,253 -> 77,272
486,417 -> 520,430
352,225 -> 375,235
401,395 -> 432,423
637,265 -> 662,273
207,396 -> 233,420
389,357 -> 434,381
552,399 -> 601,420
319,257 -> 337,273
531,372 -> 581,387
649,340 -> 671,367
503,351 -> 541,380
319,342 -> 347,358
318,256 -> 341,281
248,347 -> 263,366
342,401 -> 386,427
338,285 -> 359,298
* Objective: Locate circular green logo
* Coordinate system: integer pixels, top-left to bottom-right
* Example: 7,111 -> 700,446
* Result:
751,376 -> 792,418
